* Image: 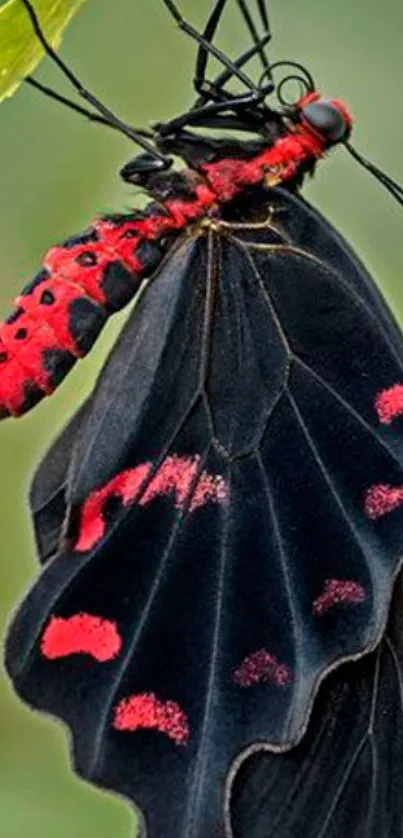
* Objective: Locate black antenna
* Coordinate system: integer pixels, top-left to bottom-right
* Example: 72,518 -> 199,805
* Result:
345,142 -> 403,208
194,0 -> 229,96
161,0 -> 261,95
26,77 -> 151,137
194,0 -> 271,104
203,32 -> 272,98
236,0 -> 271,75
21,0 -> 168,163
23,0 -> 273,146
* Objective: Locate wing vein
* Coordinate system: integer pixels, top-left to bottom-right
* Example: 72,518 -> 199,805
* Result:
316,735 -> 368,838
295,358 -> 403,469
255,450 -> 306,734
184,464 -> 232,835
288,391 -> 384,597
384,634 -> 403,717
87,446 -> 213,777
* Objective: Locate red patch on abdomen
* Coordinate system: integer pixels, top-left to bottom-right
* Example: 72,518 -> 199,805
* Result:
41,613 -> 122,662
364,483 -> 403,519
113,692 -> 189,746
312,579 -> 366,616
75,454 -> 228,552
375,384 -> 403,424
233,649 -> 291,688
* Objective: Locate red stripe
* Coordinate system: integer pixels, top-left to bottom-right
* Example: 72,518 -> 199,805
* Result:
41,613 -> 122,662
364,483 -> 403,519
233,649 -> 291,688
375,384 -> 403,424
312,579 -> 366,616
113,693 -> 189,745
75,455 -> 228,552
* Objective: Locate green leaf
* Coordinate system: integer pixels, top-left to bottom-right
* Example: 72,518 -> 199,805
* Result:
0,0 -> 88,103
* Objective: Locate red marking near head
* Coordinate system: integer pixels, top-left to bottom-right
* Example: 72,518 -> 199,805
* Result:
233,649 -> 291,688
75,454 -> 227,552
113,692 -> 189,746
375,384 -> 403,424
312,579 -> 366,617
202,132 -> 325,201
330,99 -> 353,131
365,483 -> 403,519
297,92 -> 321,108
41,613 -> 122,662
296,93 -> 353,136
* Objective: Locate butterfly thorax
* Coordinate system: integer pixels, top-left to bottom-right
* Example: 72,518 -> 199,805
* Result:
122,93 -> 353,233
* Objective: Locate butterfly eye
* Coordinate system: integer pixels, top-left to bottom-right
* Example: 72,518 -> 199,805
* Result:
301,99 -> 350,142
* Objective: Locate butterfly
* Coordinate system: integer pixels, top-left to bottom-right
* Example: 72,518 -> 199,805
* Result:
3,1 -> 403,836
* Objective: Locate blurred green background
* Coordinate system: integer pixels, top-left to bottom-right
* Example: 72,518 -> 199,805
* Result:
0,0 -> 403,835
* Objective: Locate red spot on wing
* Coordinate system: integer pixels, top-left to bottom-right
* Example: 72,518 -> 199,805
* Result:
375,384 -> 403,424
75,462 -> 151,551
312,579 -> 366,616
233,649 -> 291,688
75,455 -> 228,552
141,455 -> 227,512
113,693 -> 189,746
41,614 -> 122,662
364,483 -> 403,519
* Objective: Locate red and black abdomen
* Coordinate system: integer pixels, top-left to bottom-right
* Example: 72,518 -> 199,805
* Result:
0,213 -> 169,418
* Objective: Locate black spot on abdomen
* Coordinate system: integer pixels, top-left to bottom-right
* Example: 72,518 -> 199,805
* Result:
43,348 -> 77,387
20,383 -> 45,414
59,228 -> 100,249
136,241 -> 163,276
21,268 -> 51,297
100,260 -> 140,312
68,297 -> 107,354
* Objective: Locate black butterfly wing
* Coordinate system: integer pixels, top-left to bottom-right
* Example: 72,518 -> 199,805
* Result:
230,568 -> 403,838
285,189 -> 403,347
7,238 -> 236,837
62,238 -> 209,504
6,189 -> 403,837
30,399 -> 91,564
